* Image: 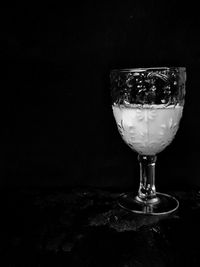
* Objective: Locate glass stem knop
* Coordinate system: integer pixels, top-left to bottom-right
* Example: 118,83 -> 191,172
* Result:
136,155 -> 159,204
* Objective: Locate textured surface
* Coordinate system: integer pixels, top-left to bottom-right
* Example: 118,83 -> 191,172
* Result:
2,187 -> 200,266
110,68 -> 186,106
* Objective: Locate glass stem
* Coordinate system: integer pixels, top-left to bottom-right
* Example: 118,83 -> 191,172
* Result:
136,155 -> 159,204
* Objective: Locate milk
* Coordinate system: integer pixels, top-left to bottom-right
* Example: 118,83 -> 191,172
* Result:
112,104 -> 183,155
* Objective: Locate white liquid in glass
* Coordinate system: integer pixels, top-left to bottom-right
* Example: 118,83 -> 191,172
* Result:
112,104 -> 183,155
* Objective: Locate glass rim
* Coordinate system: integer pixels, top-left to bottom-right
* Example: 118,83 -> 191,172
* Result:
111,67 -> 186,73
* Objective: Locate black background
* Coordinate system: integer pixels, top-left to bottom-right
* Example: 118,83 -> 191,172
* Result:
0,2 -> 199,189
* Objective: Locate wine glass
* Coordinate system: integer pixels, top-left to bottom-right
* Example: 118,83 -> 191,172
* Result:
110,67 -> 186,215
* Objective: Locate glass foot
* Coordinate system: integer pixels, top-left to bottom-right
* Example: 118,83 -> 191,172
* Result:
118,192 -> 179,215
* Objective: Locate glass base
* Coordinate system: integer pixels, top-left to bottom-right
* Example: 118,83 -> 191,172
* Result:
118,192 -> 179,215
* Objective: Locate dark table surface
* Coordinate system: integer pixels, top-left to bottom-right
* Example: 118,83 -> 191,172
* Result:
2,186 -> 200,267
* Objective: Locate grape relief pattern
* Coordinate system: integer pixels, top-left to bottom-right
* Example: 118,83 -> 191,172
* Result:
111,68 -> 186,106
